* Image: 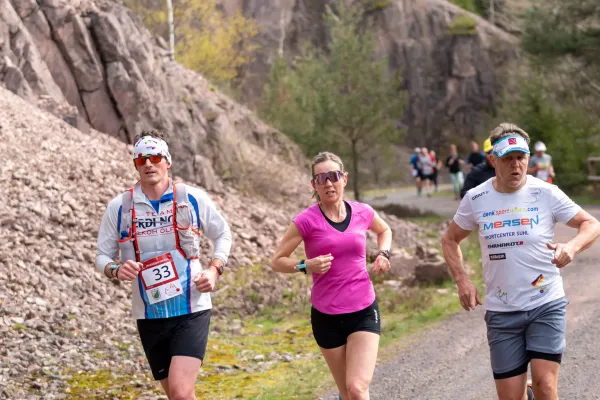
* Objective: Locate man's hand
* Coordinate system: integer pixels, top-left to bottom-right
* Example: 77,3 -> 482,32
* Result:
457,278 -> 482,311
373,255 -> 391,274
547,242 -> 576,268
117,260 -> 142,281
194,267 -> 219,292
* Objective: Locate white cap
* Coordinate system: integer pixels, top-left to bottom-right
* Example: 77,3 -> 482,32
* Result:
414,147 -> 421,153
534,141 -> 547,152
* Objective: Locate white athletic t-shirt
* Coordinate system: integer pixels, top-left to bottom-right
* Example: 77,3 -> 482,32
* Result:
454,176 -> 580,312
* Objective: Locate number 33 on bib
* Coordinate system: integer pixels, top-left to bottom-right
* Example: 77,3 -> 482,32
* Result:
140,254 -> 183,304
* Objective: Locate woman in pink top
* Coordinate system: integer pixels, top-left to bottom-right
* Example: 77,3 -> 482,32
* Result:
272,152 -> 392,400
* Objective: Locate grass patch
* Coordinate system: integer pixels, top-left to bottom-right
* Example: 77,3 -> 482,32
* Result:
571,194 -> 600,206
448,14 -> 477,35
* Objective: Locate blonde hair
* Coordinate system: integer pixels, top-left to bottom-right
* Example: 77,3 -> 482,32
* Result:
489,123 -> 531,146
311,152 -> 345,201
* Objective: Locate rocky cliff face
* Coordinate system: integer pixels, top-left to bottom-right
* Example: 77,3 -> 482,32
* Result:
224,0 -> 519,148
0,0 -> 307,197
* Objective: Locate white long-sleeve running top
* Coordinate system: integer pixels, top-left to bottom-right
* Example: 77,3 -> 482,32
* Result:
95,180 -> 232,319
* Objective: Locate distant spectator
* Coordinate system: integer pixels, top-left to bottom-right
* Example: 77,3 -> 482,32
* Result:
445,144 -> 465,200
466,141 -> 486,171
528,141 -> 555,183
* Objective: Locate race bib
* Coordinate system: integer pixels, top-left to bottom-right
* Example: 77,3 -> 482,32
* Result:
140,254 -> 183,304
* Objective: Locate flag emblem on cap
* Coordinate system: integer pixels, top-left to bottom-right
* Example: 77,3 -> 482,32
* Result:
508,138 -> 517,145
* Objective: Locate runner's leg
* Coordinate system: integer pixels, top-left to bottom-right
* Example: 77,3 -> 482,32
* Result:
320,345 -> 348,400
530,359 -> 559,400
159,379 -> 170,399
167,356 -> 202,400
345,331 -> 379,400
495,373 -> 529,400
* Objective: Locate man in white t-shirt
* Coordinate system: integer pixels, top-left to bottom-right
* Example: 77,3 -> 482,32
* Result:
441,123 -> 600,400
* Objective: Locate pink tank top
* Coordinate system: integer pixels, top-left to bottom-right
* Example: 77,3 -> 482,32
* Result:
293,201 -> 375,314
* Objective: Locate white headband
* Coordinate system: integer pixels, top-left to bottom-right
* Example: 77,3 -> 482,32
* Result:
492,136 -> 530,158
134,136 -> 172,165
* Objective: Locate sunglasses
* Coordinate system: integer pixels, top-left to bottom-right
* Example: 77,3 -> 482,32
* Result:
134,155 -> 164,166
312,170 -> 344,185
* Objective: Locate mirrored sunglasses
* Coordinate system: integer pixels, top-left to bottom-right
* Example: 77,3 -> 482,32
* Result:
134,155 -> 164,166
312,170 -> 344,185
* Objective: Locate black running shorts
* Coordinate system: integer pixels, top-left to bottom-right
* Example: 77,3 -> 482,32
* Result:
136,309 -> 211,380
311,300 -> 381,349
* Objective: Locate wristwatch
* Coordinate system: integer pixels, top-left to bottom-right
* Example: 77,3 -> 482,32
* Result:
108,263 -> 119,278
211,264 -> 224,276
295,259 -> 307,274
376,250 -> 391,260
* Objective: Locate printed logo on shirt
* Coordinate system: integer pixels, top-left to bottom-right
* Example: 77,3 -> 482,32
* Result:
494,286 -> 508,305
482,207 -> 539,217
531,274 -> 544,287
483,231 -> 529,240
481,215 -> 539,231
530,286 -> 549,301
487,241 -> 524,249
471,191 -> 489,201
526,188 -> 542,204
489,253 -> 506,260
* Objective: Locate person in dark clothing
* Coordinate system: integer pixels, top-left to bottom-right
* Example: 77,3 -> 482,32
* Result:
445,144 -> 464,200
460,138 -> 495,199
466,141 -> 486,171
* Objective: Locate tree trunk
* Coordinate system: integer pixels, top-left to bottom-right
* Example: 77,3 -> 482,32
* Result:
351,139 -> 361,201
166,0 -> 175,60
489,0 -> 495,25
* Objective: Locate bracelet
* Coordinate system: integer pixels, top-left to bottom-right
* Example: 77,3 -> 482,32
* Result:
114,265 -> 121,280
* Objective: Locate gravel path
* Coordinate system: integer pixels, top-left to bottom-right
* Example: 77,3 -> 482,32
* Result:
323,193 -> 600,400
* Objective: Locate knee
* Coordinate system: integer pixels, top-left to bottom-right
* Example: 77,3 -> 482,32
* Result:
170,388 -> 195,400
346,378 -> 370,400
533,377 -> 556,397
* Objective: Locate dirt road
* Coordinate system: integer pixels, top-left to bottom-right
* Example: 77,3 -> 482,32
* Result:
324,191 -> 600,400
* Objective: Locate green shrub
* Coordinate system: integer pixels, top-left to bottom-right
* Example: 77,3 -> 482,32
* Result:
448,14 -> 477,35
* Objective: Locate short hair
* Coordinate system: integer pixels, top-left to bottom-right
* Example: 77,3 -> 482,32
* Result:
489,123 -> 530,146
134,129 -> 169,146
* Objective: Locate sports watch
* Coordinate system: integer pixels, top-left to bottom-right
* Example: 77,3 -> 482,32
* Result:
295,259 -> 307,274
108,263 -> 119,278
376,250 -> 391,260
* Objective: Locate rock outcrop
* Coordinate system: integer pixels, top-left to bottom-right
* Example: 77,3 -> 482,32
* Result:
224,0 -> 519,148
0,0 -> 307,196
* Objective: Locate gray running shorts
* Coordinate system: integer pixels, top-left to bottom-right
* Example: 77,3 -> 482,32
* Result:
485,297 -> 568,379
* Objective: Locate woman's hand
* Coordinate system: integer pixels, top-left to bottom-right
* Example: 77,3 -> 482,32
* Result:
373,254 -> 391,274
306,254 -> 334,274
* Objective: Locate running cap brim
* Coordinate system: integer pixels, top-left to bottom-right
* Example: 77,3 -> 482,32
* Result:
492,136 -> 530,158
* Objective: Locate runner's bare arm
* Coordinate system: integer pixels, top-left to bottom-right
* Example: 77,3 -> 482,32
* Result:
370,212 -> 392,273
442,221 -> 471,283
442,221 -> 482,310
548,210 -> 600,268
370,212 -> 392,251
271,222 -> 305,273
271,222 -> 334,274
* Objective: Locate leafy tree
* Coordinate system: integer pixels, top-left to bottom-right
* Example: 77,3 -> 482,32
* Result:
521,0 -> 600,115
499,78 -> 600,192
262,1 -> 406,201
124,0 -> 258,86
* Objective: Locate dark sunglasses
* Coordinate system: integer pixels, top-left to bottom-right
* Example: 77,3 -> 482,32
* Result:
134,155 -> 164,166
312,170 -> 344,185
